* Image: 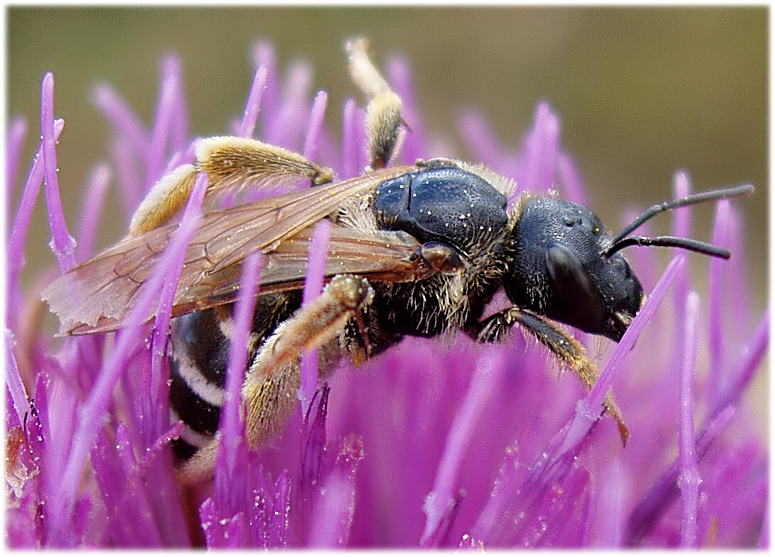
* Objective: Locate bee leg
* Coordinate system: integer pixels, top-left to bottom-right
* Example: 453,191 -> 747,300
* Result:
129,137 -> 334,234
346,38 -> 404,170
176,275 -> 374,483
470,307 -> 630,445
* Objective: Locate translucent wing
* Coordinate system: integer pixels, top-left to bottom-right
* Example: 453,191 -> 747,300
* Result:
42,165 -> 426,334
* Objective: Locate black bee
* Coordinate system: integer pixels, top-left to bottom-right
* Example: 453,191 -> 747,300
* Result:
42,38 -> 753,482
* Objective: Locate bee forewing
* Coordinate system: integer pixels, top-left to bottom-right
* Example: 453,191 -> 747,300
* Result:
43,165 -> 419,335
200,167 -> 414,272
41,232 -> 172,334
188,225 -> 435,308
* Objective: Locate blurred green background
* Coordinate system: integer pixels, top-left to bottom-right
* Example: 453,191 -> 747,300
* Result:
8,7 -> 767,312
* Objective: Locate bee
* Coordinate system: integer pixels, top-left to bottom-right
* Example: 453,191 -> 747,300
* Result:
42,38 -> 753,482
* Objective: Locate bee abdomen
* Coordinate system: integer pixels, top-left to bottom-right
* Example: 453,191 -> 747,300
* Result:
169,292 -> 302,460
169,308 -> 231,459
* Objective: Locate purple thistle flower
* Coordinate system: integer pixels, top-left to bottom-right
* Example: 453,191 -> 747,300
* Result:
6,41 -> 767,549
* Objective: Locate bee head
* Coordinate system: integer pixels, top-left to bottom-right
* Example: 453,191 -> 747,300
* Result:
503,184 -> 752,342
504,196 -> 644,342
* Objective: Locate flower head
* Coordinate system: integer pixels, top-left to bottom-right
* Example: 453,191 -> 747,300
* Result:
6,40 -> 767,548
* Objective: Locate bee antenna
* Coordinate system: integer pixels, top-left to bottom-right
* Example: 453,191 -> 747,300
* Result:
605,235 -> 731,259
604,183 -> 754,259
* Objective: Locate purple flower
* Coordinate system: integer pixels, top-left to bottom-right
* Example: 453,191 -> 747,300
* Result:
6,40 -> 767,549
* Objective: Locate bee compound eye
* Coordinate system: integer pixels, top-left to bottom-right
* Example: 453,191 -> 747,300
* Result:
545,242 -> 605,332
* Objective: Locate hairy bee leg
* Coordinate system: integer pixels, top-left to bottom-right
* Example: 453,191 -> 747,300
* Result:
176,275 -> 374,483
130,136 -> 334,234
346,38 -> 404,170
471,307 -> 630,445
129,163 -> 198,234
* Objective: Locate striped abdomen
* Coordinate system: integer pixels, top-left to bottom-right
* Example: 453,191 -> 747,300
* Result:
169,292 -> 300,460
